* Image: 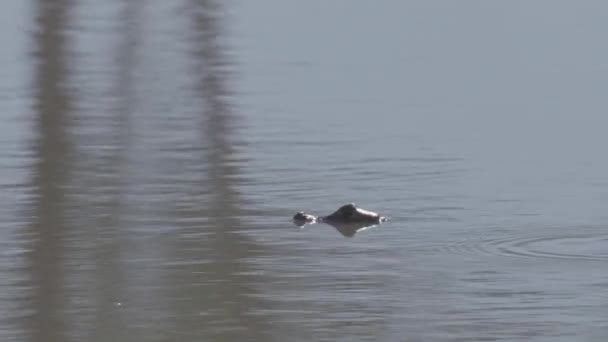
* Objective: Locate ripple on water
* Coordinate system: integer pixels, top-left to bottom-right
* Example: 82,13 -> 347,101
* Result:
441,230 -> 608,262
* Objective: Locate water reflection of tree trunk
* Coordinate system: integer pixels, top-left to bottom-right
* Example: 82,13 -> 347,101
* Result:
167,0 -> 273,340
88,0 -> 139,340
26,1 -> 72,342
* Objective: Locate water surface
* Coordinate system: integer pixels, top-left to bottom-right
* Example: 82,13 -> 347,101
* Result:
1,1 -> 608,341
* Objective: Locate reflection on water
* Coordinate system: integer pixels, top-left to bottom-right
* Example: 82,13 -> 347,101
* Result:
165,1 -> 273,340
12,0 -> 274,341
297,221 -> 381,238
24,1 -> 72,341
1,1 -> 608,341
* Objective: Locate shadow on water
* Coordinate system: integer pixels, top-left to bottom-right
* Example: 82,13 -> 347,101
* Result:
23,1 -> 72,341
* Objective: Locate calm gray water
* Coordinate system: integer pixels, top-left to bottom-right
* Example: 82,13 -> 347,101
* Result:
1,1 -> 608,341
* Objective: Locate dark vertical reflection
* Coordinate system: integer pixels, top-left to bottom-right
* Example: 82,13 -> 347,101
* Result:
89,1 -> 139,340
25,1 -> 73,341
167,0 -> 274,340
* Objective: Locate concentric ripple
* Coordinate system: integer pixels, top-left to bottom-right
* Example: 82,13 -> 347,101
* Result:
442,231 -> 608,261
